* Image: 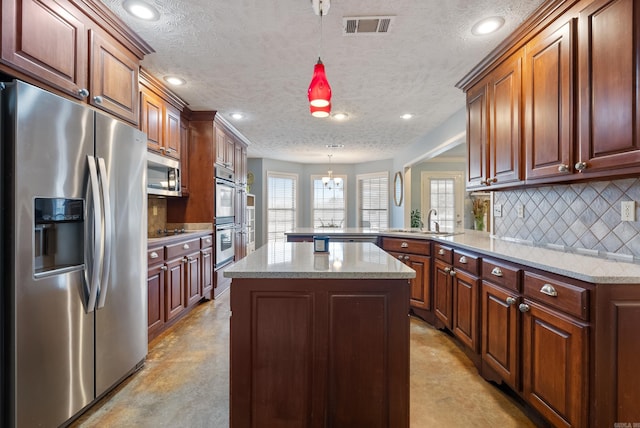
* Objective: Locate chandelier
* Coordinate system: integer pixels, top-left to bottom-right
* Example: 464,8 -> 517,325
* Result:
308,0 -> 332,116
322,154 -> 342,189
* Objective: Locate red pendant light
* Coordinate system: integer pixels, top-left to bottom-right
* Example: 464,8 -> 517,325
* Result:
308,58 -> 332,109
310,102 -> 331,118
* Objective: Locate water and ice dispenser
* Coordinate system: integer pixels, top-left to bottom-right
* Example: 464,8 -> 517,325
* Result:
34,198 -> 84,276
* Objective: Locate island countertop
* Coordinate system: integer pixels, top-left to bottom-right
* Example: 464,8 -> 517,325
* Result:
224,241 -> 416,279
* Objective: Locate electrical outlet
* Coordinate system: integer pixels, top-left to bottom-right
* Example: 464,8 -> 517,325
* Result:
517,204 -> 525,218
494,204 -> 502,217
621,201 -> 636,221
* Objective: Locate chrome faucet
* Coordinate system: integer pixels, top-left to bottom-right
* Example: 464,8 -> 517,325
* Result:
426,209 -> 439,232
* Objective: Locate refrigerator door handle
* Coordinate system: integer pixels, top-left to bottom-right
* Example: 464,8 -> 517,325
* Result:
87,155 -> 103,313
96,157 -> 112,309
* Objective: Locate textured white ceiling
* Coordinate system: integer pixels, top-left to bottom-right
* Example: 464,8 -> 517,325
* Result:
101,0 -> 545,163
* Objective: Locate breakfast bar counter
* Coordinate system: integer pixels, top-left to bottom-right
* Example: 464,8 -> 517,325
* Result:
224,242 -> 415,428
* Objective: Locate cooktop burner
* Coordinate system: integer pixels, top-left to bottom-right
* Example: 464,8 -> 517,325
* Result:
152,228 -> 187,237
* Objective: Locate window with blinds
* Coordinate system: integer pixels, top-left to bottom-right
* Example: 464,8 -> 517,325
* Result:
267,172 -> 297,243
312,175 -> 346,228
357,172 -> 389,229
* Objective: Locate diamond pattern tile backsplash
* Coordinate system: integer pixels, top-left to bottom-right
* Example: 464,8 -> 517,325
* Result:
493,178 -> 640,261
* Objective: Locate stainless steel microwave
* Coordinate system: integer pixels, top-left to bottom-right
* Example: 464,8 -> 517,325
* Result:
147,151 -> 181,197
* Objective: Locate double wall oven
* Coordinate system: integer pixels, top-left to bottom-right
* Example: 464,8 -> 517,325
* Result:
215,165 -> 236,267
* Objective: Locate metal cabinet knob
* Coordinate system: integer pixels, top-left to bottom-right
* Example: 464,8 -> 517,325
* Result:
540,284 -> 558,297
93,95 -> 103,104
403,255 -> 410,261
206,238 -> 212,244
458,256 -> 467,264
160,265 -> 168,271
575,161 -> 588,172
519,303 -> 530,313
487,177 -> 498,184
401,242 -> 408,248
491,267 -> 503,277
506,296 -> 516,306
397,255 -> 403,260
165,148 -> 174,154
183,243 -> 190,250
449,269 -> 456,277
78,88 -> 89,98
444,267 -> 451,273
480,179 -> 487,185
558,164 -> 570,173
438,249 -> 445,256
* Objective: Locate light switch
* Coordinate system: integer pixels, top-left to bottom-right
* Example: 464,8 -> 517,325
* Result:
621,201 -> 635,221
494,204 -> 502,217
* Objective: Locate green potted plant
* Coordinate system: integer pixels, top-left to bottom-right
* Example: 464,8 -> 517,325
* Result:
410,209 -> 421,228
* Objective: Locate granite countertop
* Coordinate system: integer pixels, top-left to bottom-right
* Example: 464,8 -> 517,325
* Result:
147,230 -> 213,247
286,228 -> 640,284
224,241 -> 416,279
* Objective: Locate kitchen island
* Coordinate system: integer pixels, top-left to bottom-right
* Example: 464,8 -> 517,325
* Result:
224,241 -> 415,428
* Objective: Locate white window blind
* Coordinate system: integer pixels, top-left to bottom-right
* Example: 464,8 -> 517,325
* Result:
357,172 -> 389,229
267,172 -> 297,243
312,176 -> 346,228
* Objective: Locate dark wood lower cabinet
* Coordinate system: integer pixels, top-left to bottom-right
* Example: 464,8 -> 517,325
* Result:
147,263 -> 166,339
481,280 -> 520,390
165,257 -> 185,322
184,251 -> 201,308
434,259 -> 454,329
230,278 -> 410,428
521,299 -> 588,428
201,248 -> 213,298
452,269 -> 480,352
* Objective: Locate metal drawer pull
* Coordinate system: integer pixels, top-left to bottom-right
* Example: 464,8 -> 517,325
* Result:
505,297 -> 516,306
150,251 -> 159,259
401,242 -> 408,248
458,256 -> 467,264
206,238 -> 212,244
183,243 -> 190,250
519,303 -> 530,313
397,255 -> 403,260
438,249 -> 445,256
540,284 -> 558,297
403,255 -> 410,261
491,267 -> 503,277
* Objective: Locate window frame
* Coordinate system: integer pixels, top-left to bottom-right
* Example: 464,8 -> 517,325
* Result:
310,174 -> 347,228
356,171 -> 389,229
266,171 -> 298,243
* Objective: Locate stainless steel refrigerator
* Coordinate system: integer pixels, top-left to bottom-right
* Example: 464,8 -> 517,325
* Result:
0,80 -> 148,427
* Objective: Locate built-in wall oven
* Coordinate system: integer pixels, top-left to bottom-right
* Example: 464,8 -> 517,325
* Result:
215,223 -> 235,267
215,165 -> 235,222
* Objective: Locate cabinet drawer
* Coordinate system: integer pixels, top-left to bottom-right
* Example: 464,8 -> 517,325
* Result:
434,243 -> 453,264
166,238 -> 201,260
453,250 -> 480,275
201,235 -> 213,249
482,258 -> 521,292
381,237 -> 430,255
148,247 -> 164,265
523,272 -> 590,320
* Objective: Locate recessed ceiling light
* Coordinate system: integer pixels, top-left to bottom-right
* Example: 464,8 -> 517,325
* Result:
332,112 -> 348,121
231,113 -> 244,120
325,144 -> 344,149
401,113 -> 413,120
471,16 -> 505,36
122,0 -> 160,21
163,76 -> 185,86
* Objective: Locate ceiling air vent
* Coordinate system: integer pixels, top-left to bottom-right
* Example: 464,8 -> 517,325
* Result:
343,16 -> 395,35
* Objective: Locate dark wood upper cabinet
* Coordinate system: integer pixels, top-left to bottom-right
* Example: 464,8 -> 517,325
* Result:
466,83 -> 488,189
577,0 -> 640,175
524,18 -> 575,182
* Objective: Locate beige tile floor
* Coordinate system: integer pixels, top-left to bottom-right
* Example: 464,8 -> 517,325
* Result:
72,290 -> 539,428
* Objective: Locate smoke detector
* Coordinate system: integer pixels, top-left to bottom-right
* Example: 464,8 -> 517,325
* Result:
311,0 -> 330,16
343,16 -> 395,35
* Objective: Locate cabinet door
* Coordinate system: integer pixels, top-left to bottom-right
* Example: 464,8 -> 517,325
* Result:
215,127 -> 226,166
434,259 -> 453,329
89,28 -> 139,124
140,88 -> 163,153
180,119 -> 190,195
407,254 -> 431,311
452,270 -> 480,352
466,82 -> 488,189
521,300 -> 588,428
524,19 -> 574,182
578,0 -> 640,174
164,104 -> 181,159
225,135 -> 235,170
201,248 -> 213,298
165,258 -> 185,321
488,53 -> 522,187
481,280 -> 519,389
1,0 -> 88,98
147,264 -> 165,339
184,252 -> 201,308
